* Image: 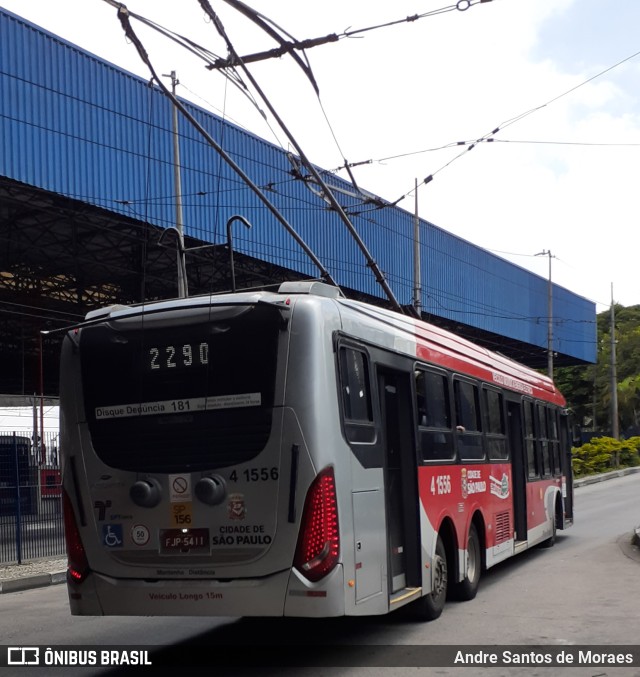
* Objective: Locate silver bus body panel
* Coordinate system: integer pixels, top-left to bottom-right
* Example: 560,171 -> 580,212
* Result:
61,291 -> 375,616
70,408 -> 316,580
351,487 -> 385,603
69,565 -> 345,617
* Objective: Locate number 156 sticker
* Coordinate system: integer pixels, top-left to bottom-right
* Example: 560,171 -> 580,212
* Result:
170,502 -> 192,527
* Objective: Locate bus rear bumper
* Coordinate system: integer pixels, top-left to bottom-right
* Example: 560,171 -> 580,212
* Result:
67,565 -> 345,618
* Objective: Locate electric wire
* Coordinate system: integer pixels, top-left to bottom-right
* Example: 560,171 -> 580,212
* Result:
207,0 -> 493,69
98,0 -> 497,314
1,6 -> 600,348
366,43 -> 640,204
195,0 -> 403,312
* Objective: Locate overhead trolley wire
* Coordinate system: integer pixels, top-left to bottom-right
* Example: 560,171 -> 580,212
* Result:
206,0 -> 493,70
355,42 -> 640,205
196,0 -> 404,313
98,1 -> 499,314
102,0 -> 337,289
94,1 -> 592,333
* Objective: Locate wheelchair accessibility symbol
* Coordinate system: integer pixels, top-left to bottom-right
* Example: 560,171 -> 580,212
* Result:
103,524 -> 123,548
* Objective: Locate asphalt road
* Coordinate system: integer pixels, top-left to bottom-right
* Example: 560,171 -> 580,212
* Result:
0,472 -> 638,677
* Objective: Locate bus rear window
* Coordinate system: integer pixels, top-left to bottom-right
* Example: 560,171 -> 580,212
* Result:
80,303 -> 281,472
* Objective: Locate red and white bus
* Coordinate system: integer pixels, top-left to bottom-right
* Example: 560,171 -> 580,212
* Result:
60,280 -> 573,620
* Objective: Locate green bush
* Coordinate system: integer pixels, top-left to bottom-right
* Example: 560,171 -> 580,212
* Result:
572,436 -> 640,477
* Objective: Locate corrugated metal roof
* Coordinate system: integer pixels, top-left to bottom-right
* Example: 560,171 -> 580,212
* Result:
0,7 -> 596,363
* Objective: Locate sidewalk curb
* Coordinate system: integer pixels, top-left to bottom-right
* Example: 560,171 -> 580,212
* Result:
573,465 -> 640,488
0,570 -> 66,594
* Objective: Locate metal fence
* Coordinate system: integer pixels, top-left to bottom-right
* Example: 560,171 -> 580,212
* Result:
0,432 -> 64,564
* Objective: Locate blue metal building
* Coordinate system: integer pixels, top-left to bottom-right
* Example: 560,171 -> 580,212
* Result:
0,7 -> 596,394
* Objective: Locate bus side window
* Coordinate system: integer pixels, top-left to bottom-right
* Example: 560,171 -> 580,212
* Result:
339,347 -> 375,444
454,379 -> 484,461
523,400 -> 538,479
484,387 -> 508,460
548,407 -> 561,476
537,403 -> 551,476
415,369 -> 454,462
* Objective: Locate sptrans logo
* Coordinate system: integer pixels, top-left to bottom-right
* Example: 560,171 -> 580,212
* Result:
5,646 -> 152,667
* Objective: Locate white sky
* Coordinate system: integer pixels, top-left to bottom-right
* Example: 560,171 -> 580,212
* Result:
0,407 -> 59,434
2,0 -> 639,312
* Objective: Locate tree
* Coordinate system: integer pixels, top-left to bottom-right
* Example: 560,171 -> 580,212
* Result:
555,304 -> 640,436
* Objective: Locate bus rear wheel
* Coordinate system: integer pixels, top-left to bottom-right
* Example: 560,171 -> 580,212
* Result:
413,535 -> 447,621
452,523 -> 481,601
539,506 -> 557,548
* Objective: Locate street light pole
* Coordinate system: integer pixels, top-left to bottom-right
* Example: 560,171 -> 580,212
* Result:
610,283 -> 619,441
535,250 -> 554,379
163,70 -> 188,298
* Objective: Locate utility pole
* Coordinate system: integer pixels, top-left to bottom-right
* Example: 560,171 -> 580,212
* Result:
413,178 -> 422,314
610,283 -> 619,441
535,250 -> 554,379
163,70 -> 188,298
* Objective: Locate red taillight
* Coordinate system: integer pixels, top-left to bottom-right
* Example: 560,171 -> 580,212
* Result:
293,467 -> 340,582
63,490 -> 90,583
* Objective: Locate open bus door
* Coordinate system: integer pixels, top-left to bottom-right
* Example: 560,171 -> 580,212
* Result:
377,368 -> 421,600
507,400 -> 527,542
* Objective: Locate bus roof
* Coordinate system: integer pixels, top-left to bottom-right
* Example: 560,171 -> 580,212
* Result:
332,296 -> 565,406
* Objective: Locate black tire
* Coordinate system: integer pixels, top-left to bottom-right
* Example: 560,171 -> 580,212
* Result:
412,535 -> 448,621
452,523 -> 481,601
